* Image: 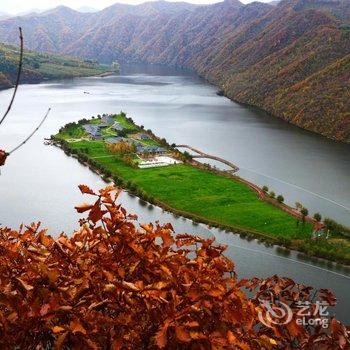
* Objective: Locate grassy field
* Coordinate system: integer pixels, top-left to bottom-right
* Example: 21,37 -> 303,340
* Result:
115,115 -> 138,130
67,140 -> 312,239
54,114 -> 350,264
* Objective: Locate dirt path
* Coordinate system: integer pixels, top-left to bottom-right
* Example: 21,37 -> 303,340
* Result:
176,144 -> 239,173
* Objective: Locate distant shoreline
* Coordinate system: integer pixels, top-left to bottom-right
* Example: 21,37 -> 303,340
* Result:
98,71 -> 117,77
0,71 -> 117,91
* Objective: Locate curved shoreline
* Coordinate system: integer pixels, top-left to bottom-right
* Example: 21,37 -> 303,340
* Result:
176,144 -> 315,224
51,139 -> 350,266
176,144 -> 239,173
197,71 -> 350,144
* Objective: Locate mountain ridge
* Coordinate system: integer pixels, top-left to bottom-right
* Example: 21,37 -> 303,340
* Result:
0,0 -> 349,142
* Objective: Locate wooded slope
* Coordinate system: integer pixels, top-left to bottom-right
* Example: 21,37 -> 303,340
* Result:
0,0 -> 349,141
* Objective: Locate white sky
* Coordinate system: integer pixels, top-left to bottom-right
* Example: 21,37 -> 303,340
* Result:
1,0 -> 272,15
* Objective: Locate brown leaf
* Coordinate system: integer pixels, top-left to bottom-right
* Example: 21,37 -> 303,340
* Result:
104,283 -> 116,292
52,326 -> 65,334
75,203 -> 94,213
7,312 -> 17,322
158,230 -> 174,248
155,323 -> 169,349
70,319 -> 87,335
160,265 -> 172,277
207,288 -> 224,298
145,281 -> 168,290
331,318 -> 348,349
121,281 -> 140,292
15,277 -> 34,291
38,230 -> 52,248
78,185 -> 96,195
0,150 -> 8,166
140,223 -> 153,233
319,288 -> 337,306
54,332 -> 68,350
189,331 -> 206,340
88,200 -> 105,223
111,339 -> 122,350
88,299 -> 109,310
40,304 -> 50,316
227,330 -> 236,344
175,326 -> 191,342
286,319 -> 304,338
58,236 -> 75,251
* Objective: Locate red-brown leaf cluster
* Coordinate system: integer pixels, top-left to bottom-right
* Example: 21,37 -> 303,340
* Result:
0,186 -> 349,349
0,149 -> 8,166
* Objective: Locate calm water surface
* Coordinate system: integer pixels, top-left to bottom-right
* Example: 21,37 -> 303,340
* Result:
0,64 -> 349,322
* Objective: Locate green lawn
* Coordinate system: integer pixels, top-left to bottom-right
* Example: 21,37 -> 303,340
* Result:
68,140 -> 312,239
38,63 -> 107,78
101,126 -> 118,138
57,124 -> 85,140
114,115 -> 138,131
138,138 -> 159,146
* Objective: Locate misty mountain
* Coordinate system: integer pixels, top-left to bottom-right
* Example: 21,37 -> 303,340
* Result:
0,0 -> 349,141
77,6 -> 99,13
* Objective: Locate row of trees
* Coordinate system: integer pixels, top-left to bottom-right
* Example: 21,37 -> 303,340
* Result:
262,186 -> 325,223
262,186 -> 284,203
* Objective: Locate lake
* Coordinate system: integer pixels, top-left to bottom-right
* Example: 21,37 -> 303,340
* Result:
0,63 -> 349,323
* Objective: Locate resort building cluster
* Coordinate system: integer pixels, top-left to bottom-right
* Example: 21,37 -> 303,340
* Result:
82,114 -> 180,168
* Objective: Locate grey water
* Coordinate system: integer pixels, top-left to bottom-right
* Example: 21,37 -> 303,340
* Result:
0,63 -> 349,323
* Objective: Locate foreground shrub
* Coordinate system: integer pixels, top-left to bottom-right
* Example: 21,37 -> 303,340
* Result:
0,186 -> 348,349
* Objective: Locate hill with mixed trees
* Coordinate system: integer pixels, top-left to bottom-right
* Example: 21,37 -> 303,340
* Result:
0,43 -> 110,90
0,0 -> 349,141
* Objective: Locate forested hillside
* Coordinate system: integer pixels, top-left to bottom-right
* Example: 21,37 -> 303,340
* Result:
0,0 -> 349,141
0,43 -> 109,90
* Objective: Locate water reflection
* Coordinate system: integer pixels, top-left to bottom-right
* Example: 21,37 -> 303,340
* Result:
0,63 -> 349,323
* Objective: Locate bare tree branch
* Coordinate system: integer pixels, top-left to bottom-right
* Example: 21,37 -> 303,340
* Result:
8,108 -> 51,155
0,27 -> 24,127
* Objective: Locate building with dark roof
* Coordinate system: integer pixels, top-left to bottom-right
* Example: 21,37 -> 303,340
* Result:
101,115 -> 114,125
83,124 -> 101,139
139,134 -> 150,140
112,122 -> 125,132
135,145 -> 166,154
105,137 -> 128,144
83,123 -> 111,139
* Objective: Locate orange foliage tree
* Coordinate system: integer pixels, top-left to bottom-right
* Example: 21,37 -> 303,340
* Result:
0,185 -> 349,349
108,141 -> 136,155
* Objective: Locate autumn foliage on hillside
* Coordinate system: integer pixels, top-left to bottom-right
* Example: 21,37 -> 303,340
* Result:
0,185 -> 349,349
1,0 -> 349,141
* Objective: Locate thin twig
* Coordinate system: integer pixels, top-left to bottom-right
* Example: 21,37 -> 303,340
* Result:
0,27 -> 24,127
8,108 -> 51,154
